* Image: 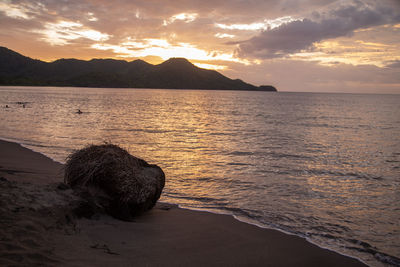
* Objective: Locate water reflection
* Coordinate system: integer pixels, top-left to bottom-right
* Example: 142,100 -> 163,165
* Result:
0,87 -> 400,266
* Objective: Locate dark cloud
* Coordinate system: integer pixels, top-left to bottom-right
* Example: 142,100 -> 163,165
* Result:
385,60 -> 400,68
237,0 -> 400,58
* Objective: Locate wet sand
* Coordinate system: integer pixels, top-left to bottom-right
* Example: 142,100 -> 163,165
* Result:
0,139 -> 366,266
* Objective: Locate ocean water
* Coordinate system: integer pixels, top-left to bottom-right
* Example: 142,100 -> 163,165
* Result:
0,86 -> 399,266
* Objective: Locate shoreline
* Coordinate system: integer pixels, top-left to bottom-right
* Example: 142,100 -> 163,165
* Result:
163,202 -> 367,265
0,139 -> 366,266
0,85 -> 277,93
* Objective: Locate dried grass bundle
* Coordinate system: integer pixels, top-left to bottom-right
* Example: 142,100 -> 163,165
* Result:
64,144 -> 165,219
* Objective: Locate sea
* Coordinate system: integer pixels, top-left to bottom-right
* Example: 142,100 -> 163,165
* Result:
0,86 -> 399,266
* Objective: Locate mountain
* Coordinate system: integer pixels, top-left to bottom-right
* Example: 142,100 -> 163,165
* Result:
0,47 -> 277,91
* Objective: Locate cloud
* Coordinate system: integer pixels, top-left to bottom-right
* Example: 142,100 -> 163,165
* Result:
237,0 -> 400,58
215,16 -> 298,31
164,13 -> 198,25
36,20 -> 111,45
0,2 -> 32,19
221,59 -> 400,94
0,0 -> 399,94
90,38 -> 248,64
215,33 -> 235,38
0,0 -> 354,54
385,60 -> 400,68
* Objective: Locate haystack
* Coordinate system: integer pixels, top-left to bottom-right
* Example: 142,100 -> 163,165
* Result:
64,144 -> 165,220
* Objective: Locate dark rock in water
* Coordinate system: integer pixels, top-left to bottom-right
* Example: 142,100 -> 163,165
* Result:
64,144 -> 165,220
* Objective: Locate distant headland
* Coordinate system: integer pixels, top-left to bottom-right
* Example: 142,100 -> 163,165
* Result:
0,46 -> 276,92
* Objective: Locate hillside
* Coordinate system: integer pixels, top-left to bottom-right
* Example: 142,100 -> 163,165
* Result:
0,47 -> 276,91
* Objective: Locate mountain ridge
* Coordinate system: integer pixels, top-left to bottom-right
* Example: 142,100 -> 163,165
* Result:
0,47 -> 277,91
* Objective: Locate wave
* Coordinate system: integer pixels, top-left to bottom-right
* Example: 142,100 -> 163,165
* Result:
303,168 -> 384,181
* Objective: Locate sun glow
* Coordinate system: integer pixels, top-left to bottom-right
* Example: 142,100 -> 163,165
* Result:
91,38 -> 248,65
192,63 -> 227,70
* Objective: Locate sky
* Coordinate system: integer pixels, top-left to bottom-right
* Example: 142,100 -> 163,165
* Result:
0,0 -> 399,93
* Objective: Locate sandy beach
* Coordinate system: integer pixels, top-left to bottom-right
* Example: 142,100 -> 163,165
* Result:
0,139 -> 366,266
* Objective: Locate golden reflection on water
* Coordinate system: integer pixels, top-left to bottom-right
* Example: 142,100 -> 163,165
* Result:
1,87 -> 400,264
109,90 -> 235,204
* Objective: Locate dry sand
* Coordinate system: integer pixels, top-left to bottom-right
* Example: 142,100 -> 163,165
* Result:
0,139 -> 366,266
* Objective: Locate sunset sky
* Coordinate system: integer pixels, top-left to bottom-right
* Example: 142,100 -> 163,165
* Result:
0,0 -> 399,93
